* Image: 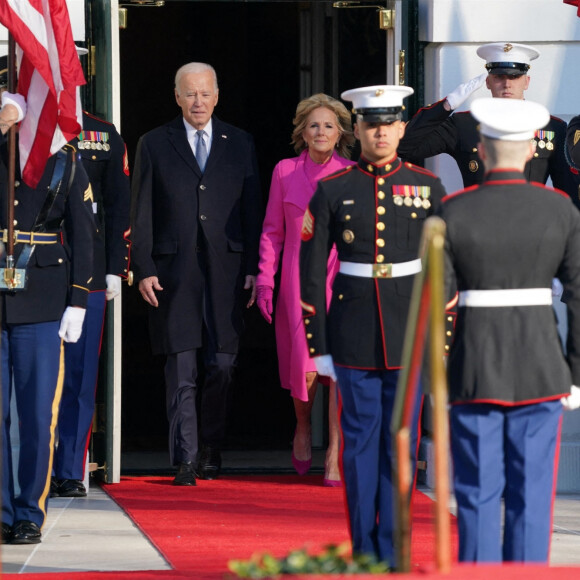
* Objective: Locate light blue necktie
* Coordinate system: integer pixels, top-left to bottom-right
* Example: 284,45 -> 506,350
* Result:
195,130 -> 208,172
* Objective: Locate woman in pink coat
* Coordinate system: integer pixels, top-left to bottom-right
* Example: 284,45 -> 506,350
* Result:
256,94 -> 354,485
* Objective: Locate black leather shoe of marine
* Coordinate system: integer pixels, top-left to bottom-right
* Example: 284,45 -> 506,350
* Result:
11,520 -> 41,544
1,522 -> 12,544
197,446 -> 222,480
58,479 -> 87,497
173,461 -> 197,486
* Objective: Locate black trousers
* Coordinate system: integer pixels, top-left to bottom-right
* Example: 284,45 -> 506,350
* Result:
164,334 -> 237,466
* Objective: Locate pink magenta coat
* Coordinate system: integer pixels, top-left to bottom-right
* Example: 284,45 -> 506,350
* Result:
256,149 -> 352,401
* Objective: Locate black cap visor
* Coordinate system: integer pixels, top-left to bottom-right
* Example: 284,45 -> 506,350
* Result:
355,107 -> 402,123
485,61 -> 529,76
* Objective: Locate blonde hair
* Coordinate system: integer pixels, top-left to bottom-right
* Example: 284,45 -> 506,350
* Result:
291,93 -> 354,158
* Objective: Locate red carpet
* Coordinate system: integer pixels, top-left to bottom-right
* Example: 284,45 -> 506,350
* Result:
4,475 -> 580,579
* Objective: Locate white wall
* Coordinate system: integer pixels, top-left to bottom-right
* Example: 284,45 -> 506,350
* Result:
0,0 -> 85,53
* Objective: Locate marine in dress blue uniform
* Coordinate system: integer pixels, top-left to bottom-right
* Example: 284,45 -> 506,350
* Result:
0,95 -> 95,543
399,43 -> 580,209
299,86 -> 446,565
51,111 -> 131,497
438,98 -> 580,563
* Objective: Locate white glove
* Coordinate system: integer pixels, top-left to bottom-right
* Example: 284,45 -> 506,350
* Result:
58,307 -> 86,343
552,278 -> 563,298
561,385 -> 580,411
314,354 -> 337,382
106,274 -> 122,301
445,73 -> 487,111
1,91 -> 27,122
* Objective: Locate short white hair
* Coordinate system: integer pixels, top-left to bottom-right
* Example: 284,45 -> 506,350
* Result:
175,63 -> 218,93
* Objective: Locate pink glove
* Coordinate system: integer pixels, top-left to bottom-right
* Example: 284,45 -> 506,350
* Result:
256,285 -> 274,324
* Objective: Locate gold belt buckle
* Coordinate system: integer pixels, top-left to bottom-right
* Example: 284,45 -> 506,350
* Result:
372,263 -> 392,278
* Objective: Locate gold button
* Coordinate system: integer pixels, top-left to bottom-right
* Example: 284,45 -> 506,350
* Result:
377,178 -> 385,185
446,331 -> 452,336
472,148 -> 477,153
377,222 -> 385,231
92,155 -> 97,160
445,345 -> 450,351
200,185 -> 206,190
338,294 -> 344,300
376,238 -> 385,247
14,180 -> 20,187
13,219 -> 17,226
447,316 -> 453,322
309,347 -> 316,354
367,164 -> 374,172
385,164 -> 391,172
124,268 -> 127,273
411,212 -> 417,219
376,254 -> 385,263
345,214 -> 351,221
304,319 -> 310,325
58,258 -> 64,263
14,199 -> 18,206
378,191 -> 385,200
125,256 -> 128,260
534,152 -> 539,158
306,333 -> 313,339
377,206 -> 385,215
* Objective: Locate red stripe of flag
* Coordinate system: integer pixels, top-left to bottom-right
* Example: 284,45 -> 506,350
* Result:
0,0 -> 85,188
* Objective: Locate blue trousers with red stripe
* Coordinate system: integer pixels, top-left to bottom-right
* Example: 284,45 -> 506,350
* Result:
54,290 -> 106,480
1,320 -> 63,528
335,366 -> 422,566
450,400 -> 563,563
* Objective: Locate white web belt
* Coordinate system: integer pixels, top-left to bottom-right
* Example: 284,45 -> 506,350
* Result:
458,288 -> 553,307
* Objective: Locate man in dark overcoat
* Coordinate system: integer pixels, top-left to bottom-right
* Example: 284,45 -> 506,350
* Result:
300,85 -> 446,566
439,97 -> 580,563
131,62 -> 262,485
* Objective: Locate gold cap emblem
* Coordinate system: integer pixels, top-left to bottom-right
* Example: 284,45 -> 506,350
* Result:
504,43 -> 513,52
375,89 -> 384,96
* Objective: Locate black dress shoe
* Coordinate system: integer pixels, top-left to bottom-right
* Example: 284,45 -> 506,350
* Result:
197,446 -> 222,480
50,477 -> 60,498
57,479 -> 87,498
173,462 -> 196,486
11,520 -> 41,544
1,522 -> 12,544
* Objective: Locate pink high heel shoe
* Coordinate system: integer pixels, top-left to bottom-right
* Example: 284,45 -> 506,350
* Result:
291,429 -> 312,475
323,478 -> 342,487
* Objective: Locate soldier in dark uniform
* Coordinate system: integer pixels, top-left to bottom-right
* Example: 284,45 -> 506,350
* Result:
299,85 -> 446,565
398,42 -> 580,208
51,110 -> 131,498
0,93 -> 95,544
439,97 -> 580,563
566,114 -> 580,169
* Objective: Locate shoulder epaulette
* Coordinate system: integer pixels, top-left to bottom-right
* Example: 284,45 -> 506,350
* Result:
549,114 -> 565,124
321,164 -> 354,182
442,184 -> 479,203
83,110 -> 116,127
402,161 -> 438,178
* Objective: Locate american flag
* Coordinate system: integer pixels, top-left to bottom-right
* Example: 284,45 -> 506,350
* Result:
0,0 -> 85,188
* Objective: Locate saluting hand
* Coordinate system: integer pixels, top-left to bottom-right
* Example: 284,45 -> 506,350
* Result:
139,276 -> 163,307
